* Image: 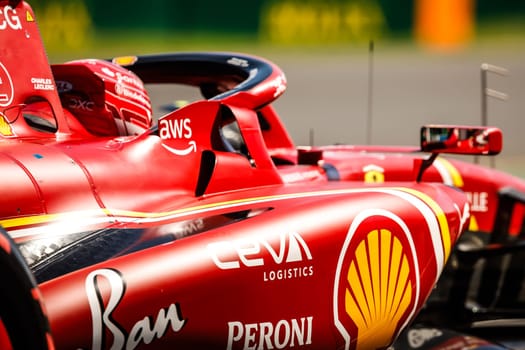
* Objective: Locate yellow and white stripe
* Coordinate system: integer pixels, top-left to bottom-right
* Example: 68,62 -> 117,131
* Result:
433,158 -> 480,231
395,187 -> 452,264
434,158 -> 464,187
3,187 -> 456,261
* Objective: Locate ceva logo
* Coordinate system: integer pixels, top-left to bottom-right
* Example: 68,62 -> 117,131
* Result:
208,231 -> 312,270
208,231 -> 314,282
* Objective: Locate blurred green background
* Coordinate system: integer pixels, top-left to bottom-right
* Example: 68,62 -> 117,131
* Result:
30,0 -> 525,61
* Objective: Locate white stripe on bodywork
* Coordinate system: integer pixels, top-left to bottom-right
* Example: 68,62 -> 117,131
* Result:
381,189 -> 444,273
433,158 -> 454,186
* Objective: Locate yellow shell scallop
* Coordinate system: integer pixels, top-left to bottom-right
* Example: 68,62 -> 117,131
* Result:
345,228 -> 412,350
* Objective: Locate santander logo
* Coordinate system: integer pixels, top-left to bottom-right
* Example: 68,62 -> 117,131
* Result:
85,268 -> 187,350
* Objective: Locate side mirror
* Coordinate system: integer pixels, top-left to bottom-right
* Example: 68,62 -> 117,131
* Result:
416,125 -> 503,182
420,125 -> 502,155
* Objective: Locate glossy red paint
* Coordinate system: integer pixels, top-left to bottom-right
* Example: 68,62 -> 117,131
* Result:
35,183 -> 468,349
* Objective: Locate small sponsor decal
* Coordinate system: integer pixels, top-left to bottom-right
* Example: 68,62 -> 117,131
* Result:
227,316 -> 313,350
68,97 -> 94,112
263,265 -> 313,282
85,268 -> 187,350
25,10 -> 34,22
227,57 -> 249,68
174,218 -> 205,238
208,232 -> 313,282
363,164 -> 385,183
31,77 -> 54,91
466,191 -> 488,212
0,5 -> 22,31
408,328 -> 443,348
114,83 -> 149,106
55,80 -> 73,93
115,71 -> 144,90
102,65 -> 144,90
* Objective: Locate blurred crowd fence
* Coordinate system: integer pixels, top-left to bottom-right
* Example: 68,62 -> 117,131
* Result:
30,0 -> 525,52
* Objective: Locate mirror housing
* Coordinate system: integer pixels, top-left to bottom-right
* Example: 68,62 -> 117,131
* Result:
420,125 -> 502,155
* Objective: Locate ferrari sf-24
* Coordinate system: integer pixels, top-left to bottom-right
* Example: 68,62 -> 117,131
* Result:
0,1 -> 524,349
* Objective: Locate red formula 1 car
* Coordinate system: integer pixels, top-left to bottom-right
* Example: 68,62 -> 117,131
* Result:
0,1 -> 523,349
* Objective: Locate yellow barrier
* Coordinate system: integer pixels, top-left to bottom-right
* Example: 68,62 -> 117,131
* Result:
260,1 -> 386,44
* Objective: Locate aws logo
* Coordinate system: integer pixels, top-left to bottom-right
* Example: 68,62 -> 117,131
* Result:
159,118 -> 196,156
334,209 -> 419,350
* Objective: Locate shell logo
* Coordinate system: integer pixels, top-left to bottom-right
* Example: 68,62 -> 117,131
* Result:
334,209 -> 419,350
